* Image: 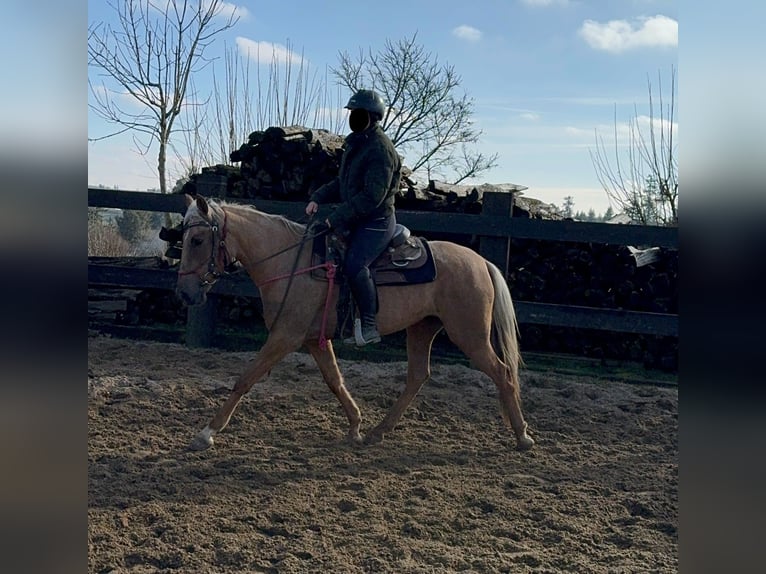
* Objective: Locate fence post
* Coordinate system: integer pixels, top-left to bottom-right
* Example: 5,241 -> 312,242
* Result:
185,295 -> 217,348
479,191 -> 513,278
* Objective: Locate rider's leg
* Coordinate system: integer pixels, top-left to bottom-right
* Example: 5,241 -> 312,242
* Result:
342,215 -> 395,346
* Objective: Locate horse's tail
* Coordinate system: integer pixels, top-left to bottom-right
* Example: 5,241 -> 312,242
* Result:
486,261 -> 523,375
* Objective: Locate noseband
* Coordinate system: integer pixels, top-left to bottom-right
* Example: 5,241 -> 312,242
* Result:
178,211 -> 232,286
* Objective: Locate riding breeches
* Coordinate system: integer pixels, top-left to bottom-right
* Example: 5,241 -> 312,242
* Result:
342,214 -> 396,278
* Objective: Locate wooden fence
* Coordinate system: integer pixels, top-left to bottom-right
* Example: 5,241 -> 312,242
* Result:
88,187 -> 678,347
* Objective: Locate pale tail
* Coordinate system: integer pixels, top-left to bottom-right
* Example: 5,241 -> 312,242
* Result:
486,262 -> 523,375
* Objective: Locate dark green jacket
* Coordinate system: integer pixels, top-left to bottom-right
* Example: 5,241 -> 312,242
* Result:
310,124 -> 401,230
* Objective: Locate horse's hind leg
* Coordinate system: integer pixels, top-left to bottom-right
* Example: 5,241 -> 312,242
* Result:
493,356 -> 534,451
445,326 -> 533,450
189,335 -> 298,451
365,317 -> 443,445
306,339 -> 363,444
465,346 -> 533,450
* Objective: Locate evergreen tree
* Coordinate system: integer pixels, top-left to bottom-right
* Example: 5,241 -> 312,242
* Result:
562,196 -> 575,218
116,210 -> 153,244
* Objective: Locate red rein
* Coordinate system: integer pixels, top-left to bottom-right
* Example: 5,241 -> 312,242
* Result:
257,262 -> 337,351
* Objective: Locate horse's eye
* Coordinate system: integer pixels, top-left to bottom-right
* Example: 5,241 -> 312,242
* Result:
190,237 -> 204,247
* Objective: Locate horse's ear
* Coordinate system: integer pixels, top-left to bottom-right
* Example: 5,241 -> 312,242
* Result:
196,196 -> 209,217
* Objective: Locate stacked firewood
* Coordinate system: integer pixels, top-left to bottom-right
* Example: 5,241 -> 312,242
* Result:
229,125 -> 344,200
178,125 -> 556,218
506,237 -> 678,370
177,126 -> 344,200
509,239 -> 677,313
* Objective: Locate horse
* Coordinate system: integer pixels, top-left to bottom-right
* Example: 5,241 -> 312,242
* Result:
175,194 -> 535,452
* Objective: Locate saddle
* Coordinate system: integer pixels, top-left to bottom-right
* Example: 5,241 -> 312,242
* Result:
310,224 -> 437,286
311,224 -> 437,341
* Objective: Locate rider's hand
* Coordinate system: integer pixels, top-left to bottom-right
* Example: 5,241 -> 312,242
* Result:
305,201 -> 319,216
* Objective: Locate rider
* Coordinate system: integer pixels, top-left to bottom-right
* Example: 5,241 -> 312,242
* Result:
305,89 -> 402,346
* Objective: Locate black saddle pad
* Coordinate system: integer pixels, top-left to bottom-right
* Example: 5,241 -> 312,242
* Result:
311,234 -> 437,286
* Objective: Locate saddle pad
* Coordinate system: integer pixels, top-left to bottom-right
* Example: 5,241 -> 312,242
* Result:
311,235 -> 437,286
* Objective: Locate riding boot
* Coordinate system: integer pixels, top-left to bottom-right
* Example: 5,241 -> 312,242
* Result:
344,268 -> 381,346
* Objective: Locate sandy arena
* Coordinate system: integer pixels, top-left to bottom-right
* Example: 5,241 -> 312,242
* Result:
88,335 -> 677,573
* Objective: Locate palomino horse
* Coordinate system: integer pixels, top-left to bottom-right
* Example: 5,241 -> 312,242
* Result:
176,195 -> 534,451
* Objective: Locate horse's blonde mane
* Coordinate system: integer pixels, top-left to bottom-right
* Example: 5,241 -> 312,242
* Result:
217,200 -> 305,238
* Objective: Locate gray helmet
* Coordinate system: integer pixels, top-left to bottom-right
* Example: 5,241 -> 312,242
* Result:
345,89 -> 386,118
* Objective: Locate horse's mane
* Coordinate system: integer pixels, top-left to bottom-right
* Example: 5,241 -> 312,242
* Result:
217,200 -> 306,238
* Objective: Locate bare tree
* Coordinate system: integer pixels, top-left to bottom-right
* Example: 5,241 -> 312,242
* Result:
590,68 -> 678,226
333,33 -> 498,184
177,41 -> 346,177
88,0 -> 239,193
88,212 -> 134,257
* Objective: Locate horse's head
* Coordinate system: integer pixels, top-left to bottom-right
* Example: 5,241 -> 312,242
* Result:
176,194 -> 226,306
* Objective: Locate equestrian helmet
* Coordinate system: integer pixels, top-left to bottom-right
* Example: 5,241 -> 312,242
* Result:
345,89 -> 386,118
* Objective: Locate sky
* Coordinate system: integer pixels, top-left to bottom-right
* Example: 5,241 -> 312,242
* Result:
87,0 -> 679,215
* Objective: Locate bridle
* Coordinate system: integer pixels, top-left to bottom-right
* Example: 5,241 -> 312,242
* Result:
177,207 -> 330,287
178,211 -> 233,287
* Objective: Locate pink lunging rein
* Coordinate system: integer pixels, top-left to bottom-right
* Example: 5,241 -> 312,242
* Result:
257,262 -> 337,351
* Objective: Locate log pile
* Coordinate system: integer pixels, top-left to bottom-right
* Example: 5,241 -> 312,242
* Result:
177,126 -> 344,200
509,240 -> 677,313
508,238 -> 678,370
228,125 -> 345,200
178,124 -> 557,218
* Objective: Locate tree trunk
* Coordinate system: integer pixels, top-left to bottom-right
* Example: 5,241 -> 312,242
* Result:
158,138 -> 167,195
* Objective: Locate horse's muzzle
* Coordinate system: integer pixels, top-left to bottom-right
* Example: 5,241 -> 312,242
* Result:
176,281 -> 208,306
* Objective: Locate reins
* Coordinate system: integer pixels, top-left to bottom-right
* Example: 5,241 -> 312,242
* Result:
181,204 -> 335,349
255,218 -> 338,350
180,208 -> 329,284
257,259 -> 338,351
267,220 -> 314,338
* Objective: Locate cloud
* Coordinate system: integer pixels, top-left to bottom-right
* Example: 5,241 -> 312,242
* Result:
521,0 -> 570,6
216,1 -> 249,20
235,37 -> 306,65
579,15 -> 678,53
520,112 -> 540,121
452,25 -> 482,42
564,126 -> 592,138
155,0 -> 248,20
566,114 -> 678,146
635,114 -> 678,139
542,96 -> 644,106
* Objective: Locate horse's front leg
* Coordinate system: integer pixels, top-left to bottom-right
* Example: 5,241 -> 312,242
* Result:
306,339 -> 363,444
189,335 -> 298,451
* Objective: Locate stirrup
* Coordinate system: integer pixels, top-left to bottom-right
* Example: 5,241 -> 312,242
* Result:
343,318 -> 381,347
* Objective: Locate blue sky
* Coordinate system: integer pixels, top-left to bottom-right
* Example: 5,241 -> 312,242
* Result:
87,0 -> 678,214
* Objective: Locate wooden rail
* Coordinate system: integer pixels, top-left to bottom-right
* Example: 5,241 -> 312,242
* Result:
88,187 -> 678,346
88,188 -> 679,248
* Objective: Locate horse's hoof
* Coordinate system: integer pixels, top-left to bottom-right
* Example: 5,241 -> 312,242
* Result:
346,431 -> 363,445
516,435 -> 535,451
363,431 -> 384,446
189,433 -> 214,452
